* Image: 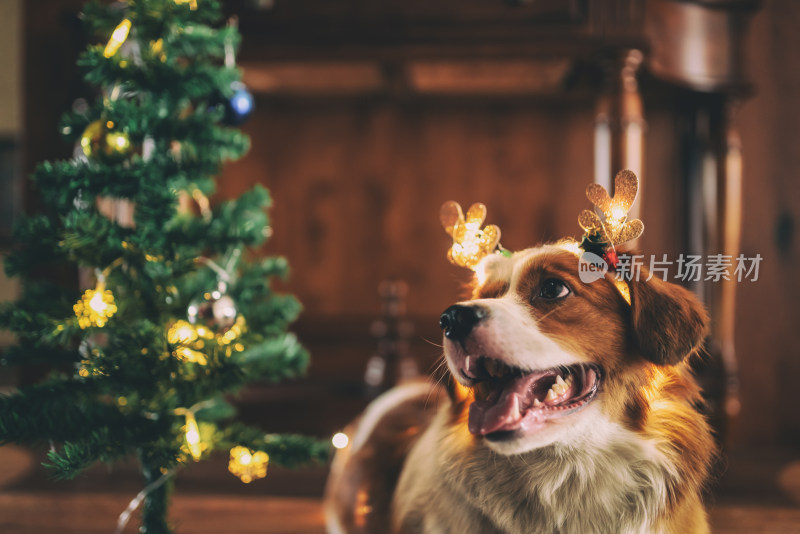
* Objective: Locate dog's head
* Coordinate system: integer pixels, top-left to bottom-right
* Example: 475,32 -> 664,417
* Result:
440,243 -> 708,455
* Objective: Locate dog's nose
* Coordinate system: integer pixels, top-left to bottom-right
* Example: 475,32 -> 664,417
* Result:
439,304 -> 487,341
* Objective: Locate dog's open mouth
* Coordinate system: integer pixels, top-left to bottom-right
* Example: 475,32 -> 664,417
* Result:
462,359 -> 602,438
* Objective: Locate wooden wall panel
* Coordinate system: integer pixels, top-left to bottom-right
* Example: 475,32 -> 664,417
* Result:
735,0 -> 800,448
218,99 -> 599,320
218,96 -> 686,319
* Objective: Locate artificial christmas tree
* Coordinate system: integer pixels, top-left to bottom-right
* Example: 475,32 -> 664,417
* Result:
0,1 -> 327,532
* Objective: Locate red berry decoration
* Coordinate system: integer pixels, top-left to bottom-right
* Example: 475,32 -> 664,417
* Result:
603,250 -> 619,269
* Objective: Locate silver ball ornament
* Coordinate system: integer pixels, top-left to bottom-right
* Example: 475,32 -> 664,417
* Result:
187,284 -> 238,332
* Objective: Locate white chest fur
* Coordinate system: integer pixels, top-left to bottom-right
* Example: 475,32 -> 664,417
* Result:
393,409 -> 677,534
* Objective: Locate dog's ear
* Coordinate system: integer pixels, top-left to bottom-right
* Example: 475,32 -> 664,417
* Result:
628,272 -> 708,366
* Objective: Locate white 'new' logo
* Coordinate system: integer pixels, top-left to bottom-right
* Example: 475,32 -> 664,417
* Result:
578,252 -> 608,284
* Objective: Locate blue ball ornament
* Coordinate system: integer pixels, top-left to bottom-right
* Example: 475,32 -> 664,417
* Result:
224,82 -> 254,125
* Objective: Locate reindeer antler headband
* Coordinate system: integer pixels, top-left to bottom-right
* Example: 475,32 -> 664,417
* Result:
577,169 -> 643,266
439,201 -> 509,269
440,170 -> 643,298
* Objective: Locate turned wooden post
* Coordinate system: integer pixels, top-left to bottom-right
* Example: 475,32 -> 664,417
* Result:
595,49 -> 646,222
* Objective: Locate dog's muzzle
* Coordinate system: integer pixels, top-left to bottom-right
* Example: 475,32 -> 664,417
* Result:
439,304 -> 488,342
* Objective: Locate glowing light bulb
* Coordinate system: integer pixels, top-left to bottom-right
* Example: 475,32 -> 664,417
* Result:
104,19 -> 132,58
168,320 -> 198,344
611,206 -> 627,221
74,283 -> 117,329
174,346 -> 208,365
579,171 -> 643,250
88,291 -> 106,313
228,446 -> 269,483
184,413 -> 202,460
440,201 -> 502,270
168,320 -> 208,364
112,133 -> 129,149
332,432 -> 349,449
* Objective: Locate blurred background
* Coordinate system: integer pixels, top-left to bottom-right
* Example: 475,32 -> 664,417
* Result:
0,0 -> 798,532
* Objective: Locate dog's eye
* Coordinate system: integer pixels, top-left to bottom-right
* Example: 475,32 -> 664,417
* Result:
539,279 -> 570,300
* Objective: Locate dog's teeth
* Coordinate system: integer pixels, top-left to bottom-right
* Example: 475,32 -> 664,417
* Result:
465,356 -> 471,372
548,380 -> 564,396
556,375 -> 566,387
510,395 -> 521,420
546,388 -> 558,402
533,398 -> 542,407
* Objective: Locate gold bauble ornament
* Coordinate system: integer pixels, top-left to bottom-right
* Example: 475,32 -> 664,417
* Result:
80,120 -> 134,162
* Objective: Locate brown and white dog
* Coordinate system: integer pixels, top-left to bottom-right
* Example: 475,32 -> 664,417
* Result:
325,242 -> 715,534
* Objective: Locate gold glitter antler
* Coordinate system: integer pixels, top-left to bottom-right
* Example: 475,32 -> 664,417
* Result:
440,201 -> 502,270
578,170 -> 644,247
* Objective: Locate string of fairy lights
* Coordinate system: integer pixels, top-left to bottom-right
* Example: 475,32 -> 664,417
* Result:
73,2 -> 393,498
75,258 -> 260,482
73,0 -> 267,486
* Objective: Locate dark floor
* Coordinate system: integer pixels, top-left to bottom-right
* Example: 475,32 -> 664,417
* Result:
0,443 -> 799,533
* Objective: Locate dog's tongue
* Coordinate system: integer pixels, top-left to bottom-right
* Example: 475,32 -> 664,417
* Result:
468,372 -> 546,435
